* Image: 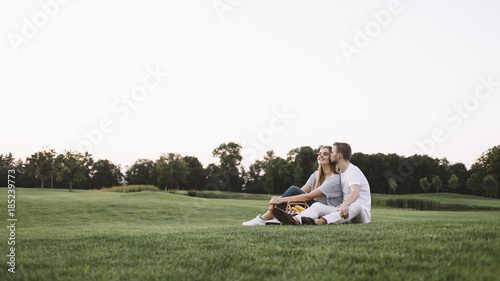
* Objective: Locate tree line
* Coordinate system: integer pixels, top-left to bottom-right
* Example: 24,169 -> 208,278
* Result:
1,143 -> 499,198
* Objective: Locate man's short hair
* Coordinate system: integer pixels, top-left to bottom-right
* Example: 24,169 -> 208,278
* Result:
333,142 -> 352,160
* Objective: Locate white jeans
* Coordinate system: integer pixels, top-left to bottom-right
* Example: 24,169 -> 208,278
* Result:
296,202 -> 371,224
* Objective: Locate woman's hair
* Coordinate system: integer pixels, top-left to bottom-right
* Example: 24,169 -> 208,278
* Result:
314,145 -> 338,189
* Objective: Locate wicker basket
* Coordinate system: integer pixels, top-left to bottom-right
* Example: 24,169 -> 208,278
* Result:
285,201 -> 309,212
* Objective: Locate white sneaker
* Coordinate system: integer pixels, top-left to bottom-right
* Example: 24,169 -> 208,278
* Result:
242,215 -> 266,226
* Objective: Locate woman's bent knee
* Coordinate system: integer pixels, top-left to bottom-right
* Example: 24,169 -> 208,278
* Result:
281,186 -> 304,197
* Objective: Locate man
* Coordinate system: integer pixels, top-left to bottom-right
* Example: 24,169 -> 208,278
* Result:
273,142 -> 371,225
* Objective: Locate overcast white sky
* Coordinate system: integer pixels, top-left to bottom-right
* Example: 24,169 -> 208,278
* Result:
1,0 -> 499,169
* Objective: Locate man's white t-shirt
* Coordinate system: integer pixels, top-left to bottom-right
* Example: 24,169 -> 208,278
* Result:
341,163 -> 371,216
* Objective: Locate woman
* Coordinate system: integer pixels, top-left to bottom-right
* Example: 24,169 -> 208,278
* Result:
242,145 -> 342,226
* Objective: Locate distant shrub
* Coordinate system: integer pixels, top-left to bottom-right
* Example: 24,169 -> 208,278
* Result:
101,185 -> 159,193
371,197 -> 387,208
385,198 -> 439,210
167,190 -> 273,200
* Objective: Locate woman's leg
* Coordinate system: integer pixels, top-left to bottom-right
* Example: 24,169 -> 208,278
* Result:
280,185 -> 305,197
261,186 -> 311,220
279,186 -> 316,210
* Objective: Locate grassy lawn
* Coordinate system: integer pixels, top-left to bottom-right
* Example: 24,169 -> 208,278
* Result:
1,188 -> 499,281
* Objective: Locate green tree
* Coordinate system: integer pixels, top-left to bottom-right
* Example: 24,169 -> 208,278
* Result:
126,159 -> 154,185
166,154 -> 189,190
287,146 -> 316,185
155,153 -> 189,191
243,160 -> 264,193
212,142 -> 243,192
273,157 -> 295,194
381,153 -> 406,194
91,159 -> 123,188
24,155 -> 39,187
437,158 -> 451,191
448,174 -> 459,193
483,175 -> 498,199
420,177 -> 431,193
389,178 -> 398,194
155,156 -> 168,190
55,151 -> 92,191
262,151 -> 276,195
431,175 -> 442,193
15,158 -> 38,188
292,162 -> 304,186
383,154 -> 439,195
466,173 -> 481,196
22,154 -> 40,188
243,151 -> 294,194
354,152 -> 390,194
181,156 -> 206,190
450,163 -> 468,193
471,146 -> 500,197
0,153 -> 16,188
204,163 -> 227,191
28,147 -> 56,190
0,153 -> 15,167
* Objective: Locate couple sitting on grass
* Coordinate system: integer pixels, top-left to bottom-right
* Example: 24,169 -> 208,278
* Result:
243,142 -> 371,226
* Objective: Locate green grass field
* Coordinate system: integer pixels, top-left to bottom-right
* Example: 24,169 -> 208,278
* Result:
1,188 -> 499,281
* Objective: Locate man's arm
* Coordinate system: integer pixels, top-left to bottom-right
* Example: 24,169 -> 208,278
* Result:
269,188 -> 323,205
338,184 -> 360,219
